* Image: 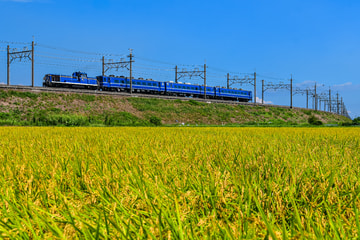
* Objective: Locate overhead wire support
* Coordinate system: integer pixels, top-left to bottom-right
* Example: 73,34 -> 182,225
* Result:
261,78 -> 292,107
7,41 -> 35,87
228,72 -> 256,104
175,63 -> 207,99
102,49 -> 134,93
292,87 -> 313,109
102,57 -> 131,75
317,93 -> 330,111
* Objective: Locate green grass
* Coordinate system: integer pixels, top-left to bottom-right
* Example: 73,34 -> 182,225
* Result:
0,90 -> 352,126
0,90 -> 39,99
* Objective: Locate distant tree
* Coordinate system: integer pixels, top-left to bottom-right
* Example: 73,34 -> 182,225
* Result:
308,115 -> 323,125
149,116 -> 162,126
353,117 -> 360,125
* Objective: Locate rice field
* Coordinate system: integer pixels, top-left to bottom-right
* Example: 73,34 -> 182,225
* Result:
0,127 -> 359,239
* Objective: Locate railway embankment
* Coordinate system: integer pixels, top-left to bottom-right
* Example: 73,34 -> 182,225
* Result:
0,89 -> 351,126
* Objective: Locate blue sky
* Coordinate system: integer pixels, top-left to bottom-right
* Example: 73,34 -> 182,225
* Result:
0,0 -> 359,118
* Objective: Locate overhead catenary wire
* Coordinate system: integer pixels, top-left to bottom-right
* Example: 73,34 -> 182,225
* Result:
207,66 -> 253,76
134,62 -> 176,70
37,43 -> 126,57
37,54 -> 102,63
257,74 -> 288,81
36,50 -> 103,60
135,55 -> 204,68
0,40 -> 31,45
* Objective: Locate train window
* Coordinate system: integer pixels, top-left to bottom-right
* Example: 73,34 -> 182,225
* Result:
121,80 -> 124,83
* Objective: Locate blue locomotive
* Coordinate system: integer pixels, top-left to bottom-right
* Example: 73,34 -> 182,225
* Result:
43,72 -> 252,102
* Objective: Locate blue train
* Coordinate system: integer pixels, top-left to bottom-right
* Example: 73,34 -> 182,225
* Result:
43,72 -> 252,102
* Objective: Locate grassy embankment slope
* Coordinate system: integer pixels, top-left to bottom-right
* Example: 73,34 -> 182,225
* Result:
0,89 -> 351,126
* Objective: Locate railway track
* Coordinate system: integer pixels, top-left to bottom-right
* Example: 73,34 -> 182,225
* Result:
0,84 -> 342,116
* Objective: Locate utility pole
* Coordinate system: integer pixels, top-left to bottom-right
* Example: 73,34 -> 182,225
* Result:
227,73 -> 229,89
329,88 -> 331,112
204,63 -> 207,99
290,75 -> 293,108
175,65 -> 178,83
262,79 -> 264,104
7,45 -> 9,86
102,56 -> 105,76
306,89 -> 308,109
31,41 -> 34,87
336,92 -> 339,114
314,83 -> 317,111
340,97 -> 343,115
129,49 -> 133,94
254,72 -> 257,104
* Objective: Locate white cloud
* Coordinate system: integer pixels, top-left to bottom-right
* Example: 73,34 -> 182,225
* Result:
0,82 -> 5,85
333,82 -> 352,87
295,80 -> 316,87
332,82 -> 360,91
256,97 -> 273,104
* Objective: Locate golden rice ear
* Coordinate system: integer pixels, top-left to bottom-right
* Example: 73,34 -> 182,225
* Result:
0,126 -> 356,239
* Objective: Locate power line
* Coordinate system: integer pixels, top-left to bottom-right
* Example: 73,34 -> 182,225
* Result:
207,66 -> 252,75
257,73 -> 287,81
135,55 -> 203,67
135,65 -> 174,72
37,43 -> 126,57
37,54 -> 102,63
0,40 -> 31,45
36,50 -> 102,60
